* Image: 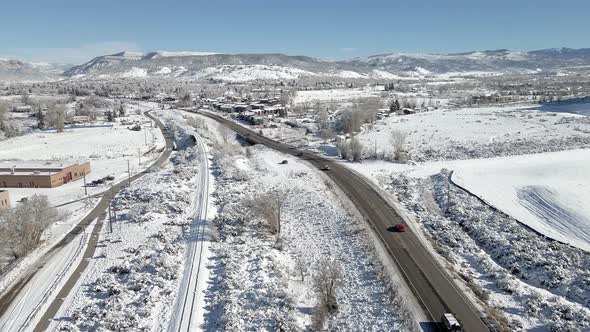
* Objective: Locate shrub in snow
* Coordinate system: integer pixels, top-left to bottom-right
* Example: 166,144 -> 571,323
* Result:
109,263 -> 131,275
312,258 -> 341,329
411,135 -> 590,162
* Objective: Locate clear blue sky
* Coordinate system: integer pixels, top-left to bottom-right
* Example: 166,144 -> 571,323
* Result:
1,0 -> 589,63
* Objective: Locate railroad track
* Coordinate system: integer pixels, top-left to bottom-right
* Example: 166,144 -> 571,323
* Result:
168,130 -> 210,332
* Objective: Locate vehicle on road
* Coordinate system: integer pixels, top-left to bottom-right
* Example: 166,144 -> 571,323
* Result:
392,223 -> 406,232
280,160 -> 288,164
441,313 -> 463,332
296,151 -> 304,156
321,164 -> 330,170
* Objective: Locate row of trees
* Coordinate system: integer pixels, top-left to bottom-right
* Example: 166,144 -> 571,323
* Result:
336,129 -> 407,162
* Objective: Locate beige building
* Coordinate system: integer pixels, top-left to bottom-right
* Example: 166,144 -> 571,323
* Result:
0,190 -> 9,210
0,163 -> 91,189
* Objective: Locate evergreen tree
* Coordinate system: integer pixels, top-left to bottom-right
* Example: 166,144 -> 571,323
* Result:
119,103 -> 126,117
37,108 -> 45,129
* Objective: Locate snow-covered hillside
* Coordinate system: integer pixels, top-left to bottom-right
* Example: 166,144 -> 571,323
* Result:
346,48 -> 590,74
60,47 -> 590,81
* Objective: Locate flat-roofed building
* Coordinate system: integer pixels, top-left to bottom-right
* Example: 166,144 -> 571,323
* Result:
0,162 -> 91,188
0,190 -> 9,210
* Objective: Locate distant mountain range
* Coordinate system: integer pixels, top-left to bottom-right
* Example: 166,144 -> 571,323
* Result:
0,58 -> 69,82
2,48 -> 590,82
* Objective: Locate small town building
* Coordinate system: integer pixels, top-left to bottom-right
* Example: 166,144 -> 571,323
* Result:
234,104 -> 251,113
219,104 -> 235,112
0,190 -> 9,210
0,162 -> 91,188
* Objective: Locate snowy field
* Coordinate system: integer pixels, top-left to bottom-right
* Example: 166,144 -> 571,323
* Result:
293,87 -> 385,105
357,104 -> 590,162
452,149 -> 590,252
0,102 -> 164,206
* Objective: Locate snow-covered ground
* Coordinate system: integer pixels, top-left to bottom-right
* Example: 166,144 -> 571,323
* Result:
294,87 -> 385,105
0,223 -> 91,331
356,104 -> 590,162
342,151 -> 590,330
188,113 -> 418,331
194,64 -> 317,82
49,109 -> 209,331
451,149 -> 590,252
0,103 -> 164,289
381,170 -> 590,331
266,98 -> 590,330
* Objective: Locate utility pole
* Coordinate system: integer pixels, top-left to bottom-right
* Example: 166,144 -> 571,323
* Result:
113,201 -> 117,222
277,204 -> 281,236
446,171 -> 453,214
108,201 -> 113,233
144,129 -> 147,145
127,160 -> 131,187
83,172 -> 87,196
138,148 -> 141,165
374,140 -> 377,157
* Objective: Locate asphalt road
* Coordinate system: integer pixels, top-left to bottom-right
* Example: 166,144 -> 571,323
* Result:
197,111 -> 490,332
0,111 -> 174,331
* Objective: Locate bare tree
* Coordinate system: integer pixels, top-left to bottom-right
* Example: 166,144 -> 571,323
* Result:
320,127 -> 334,142
316,109 -> 329,131
219,124 -> 233,143
337,141 -> 351,160
0,195 -> 59,258
390,129 -> 407,161
21,92 -> 31,106
312,258 -> 341,329
295,257 -> 307,282
248,189 -> 289,235
0,104 -> 19,137
0,104 -> 8,131
118,103 -> 126,117
349,137 -> 364,161
339,110 -> 365,134
46,103 -> 66,132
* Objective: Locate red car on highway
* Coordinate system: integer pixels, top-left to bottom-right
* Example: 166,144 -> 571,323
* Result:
393,223 -> 406,232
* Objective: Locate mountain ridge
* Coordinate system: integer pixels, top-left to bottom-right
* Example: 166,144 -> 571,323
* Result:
3,47 -> 590,82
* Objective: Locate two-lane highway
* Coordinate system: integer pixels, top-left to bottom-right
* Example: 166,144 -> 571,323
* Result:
197,110 -> 490,332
